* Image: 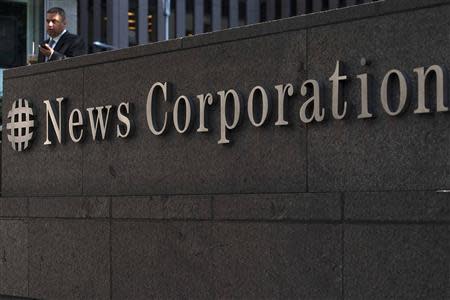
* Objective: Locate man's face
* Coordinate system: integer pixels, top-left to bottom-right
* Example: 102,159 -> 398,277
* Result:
46,13 -> 66,38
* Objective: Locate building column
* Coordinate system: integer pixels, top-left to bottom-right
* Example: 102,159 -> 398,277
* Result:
107,0 -> 129,48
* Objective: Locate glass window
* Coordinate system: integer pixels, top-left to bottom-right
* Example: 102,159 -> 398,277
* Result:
0,0 -> 44,68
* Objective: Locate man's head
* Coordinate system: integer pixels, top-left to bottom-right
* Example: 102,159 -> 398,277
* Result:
46,7 -> 67,38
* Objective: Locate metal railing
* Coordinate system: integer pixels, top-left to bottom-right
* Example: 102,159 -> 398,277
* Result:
79,0 -> 381,51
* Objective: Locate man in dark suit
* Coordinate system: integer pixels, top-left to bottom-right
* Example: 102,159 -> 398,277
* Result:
38,7 -> 86,63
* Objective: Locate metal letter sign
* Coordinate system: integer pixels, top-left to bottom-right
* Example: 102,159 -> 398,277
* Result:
6,98 -> 35,151
9,61 -> 450,152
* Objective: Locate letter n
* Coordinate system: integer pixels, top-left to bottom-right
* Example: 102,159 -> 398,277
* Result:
43,97 -> 65,145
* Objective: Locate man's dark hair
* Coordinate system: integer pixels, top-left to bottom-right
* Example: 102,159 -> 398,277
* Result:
46,7 -> 66,20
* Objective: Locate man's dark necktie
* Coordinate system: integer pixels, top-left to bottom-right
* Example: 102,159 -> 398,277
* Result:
48,39 -> 56,48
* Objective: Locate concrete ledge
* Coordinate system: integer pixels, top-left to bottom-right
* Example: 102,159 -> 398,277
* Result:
112,195 -> 212,220
28,196 -> 110,218
3,191 -> 450,222
345,191 -> 450,222
213,193 -> 342,221
0,198 -> 27,217
0,296 -> 36,300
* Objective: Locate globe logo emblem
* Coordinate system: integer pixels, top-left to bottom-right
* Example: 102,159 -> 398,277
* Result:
6,98 -> 35,151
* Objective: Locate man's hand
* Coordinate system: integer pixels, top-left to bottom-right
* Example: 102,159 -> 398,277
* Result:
39,44 -> 54,58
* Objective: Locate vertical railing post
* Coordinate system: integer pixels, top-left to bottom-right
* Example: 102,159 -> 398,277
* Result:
312,0 -> 324,12
93,0 -> 102,50
329,0 -> 340,9
79,0 -> 89,52
281,0 -> 291,18
229,0 -> 239,27
119,0 -> 129,48
246,0 -> 260,25
157,0 -> 165,40
176,0 -> 186,37
106,0 -> 112,45
212,0 -> 221,31
194,0 -> 204,34
164,0 -> 171,40
266,0 -> 276,20
138,0 -> 149,44
107,0 -> 128,48
297,0 -> 308,15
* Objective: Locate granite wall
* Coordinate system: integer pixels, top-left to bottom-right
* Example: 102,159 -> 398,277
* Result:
2,0 -> 450,299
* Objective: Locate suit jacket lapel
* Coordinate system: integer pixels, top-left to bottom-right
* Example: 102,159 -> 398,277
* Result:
53,31 -> 69,52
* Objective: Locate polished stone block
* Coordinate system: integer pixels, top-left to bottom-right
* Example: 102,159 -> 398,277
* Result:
307,5 -> 450,192
28,220 -> 110,300
0,221 -> 28,297
211,223 -> 342,298
344,225 -> 450,299
112,221 -> 342,299
82,30 -> 307,196
2,70 -> 84,196
111,221 -> 214,299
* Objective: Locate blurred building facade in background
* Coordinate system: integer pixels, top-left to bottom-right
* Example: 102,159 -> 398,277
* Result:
0,0 -> 379,98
